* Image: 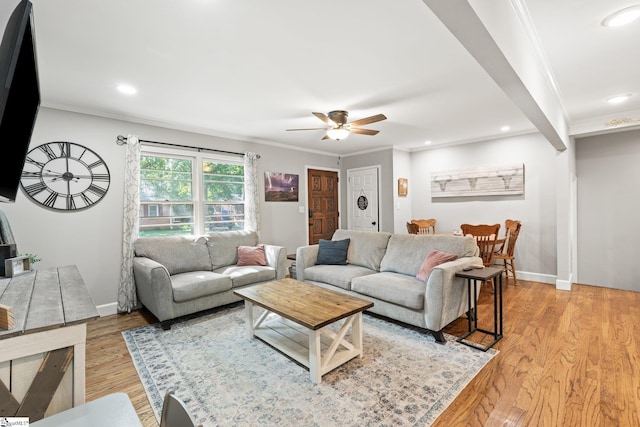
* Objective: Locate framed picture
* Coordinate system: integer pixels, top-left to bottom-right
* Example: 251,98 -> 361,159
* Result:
264,172 -> 299,202
398,178 -> 408,196
4,255 -> 31,278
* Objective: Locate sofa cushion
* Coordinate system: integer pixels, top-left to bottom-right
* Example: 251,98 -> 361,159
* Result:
316,238 -> 350,265
171,271 -> 232,302
214,265 -> 276,287
237,245 -> 267,266
332,229 -> 392,271
416,249 -> 459,282
207,230 -> 259,268
351,272 -> 425,310
134,235 -> 211,275
380,234 -> 477,276
303,264 -> 375,291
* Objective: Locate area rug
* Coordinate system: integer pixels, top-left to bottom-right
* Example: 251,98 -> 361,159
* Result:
123,305 -> 497,426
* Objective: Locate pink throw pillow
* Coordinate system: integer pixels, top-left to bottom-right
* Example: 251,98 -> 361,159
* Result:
416,249 -> 458,282
237,245 -> 267,266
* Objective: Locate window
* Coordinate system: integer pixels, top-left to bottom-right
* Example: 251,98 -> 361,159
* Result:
138,148 -> 244,237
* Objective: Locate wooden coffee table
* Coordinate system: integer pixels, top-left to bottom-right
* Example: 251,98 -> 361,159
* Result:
233,278 -> 373,383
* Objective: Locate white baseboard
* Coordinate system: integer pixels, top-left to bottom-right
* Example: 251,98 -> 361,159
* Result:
97,302 -> 118,317
516,270 -> 556,285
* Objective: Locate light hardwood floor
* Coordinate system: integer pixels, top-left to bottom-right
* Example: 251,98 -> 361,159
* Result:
85,280 -> 640,426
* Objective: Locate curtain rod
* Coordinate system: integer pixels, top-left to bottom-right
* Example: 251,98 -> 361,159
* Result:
115,135 -> 259,158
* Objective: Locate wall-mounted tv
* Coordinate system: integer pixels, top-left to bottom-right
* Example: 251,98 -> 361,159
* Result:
0,0 -> 40,203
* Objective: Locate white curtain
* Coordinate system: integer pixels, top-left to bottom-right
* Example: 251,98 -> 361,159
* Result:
117,135 -> 141,313
244,152 -> 260,235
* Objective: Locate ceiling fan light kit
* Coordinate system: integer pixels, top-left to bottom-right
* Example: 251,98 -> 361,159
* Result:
326,128 -> 350,140
287,110 -> 387,141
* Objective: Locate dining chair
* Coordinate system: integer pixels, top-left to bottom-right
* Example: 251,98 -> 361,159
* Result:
406,221 -> 419,234
160,390 -> 202,427
411,218 -> 436,234
493,219 -> 522,284
460,223 -> 501,291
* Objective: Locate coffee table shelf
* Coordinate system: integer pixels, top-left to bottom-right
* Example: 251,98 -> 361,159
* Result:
234,278 -> 373,383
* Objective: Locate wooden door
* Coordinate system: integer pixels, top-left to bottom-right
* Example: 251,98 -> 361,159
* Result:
307,169 -> 339,245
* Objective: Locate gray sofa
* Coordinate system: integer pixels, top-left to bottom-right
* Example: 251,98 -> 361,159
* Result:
133,230 -> 287,328
295,229 -> 482,343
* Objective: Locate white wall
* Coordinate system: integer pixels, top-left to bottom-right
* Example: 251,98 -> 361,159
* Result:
576,128 -> 640,292
410,133 -> 558,280
1,107 -> 337,309
392,149 -> 412,234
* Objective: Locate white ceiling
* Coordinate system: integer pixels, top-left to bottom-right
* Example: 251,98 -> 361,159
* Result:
29,0 -> 640,156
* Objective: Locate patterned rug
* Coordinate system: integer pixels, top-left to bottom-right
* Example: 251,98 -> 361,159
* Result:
123,304 -> 497,426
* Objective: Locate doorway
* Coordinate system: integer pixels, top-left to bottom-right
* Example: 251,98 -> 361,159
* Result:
347,166 -> 380,231
307,168 -> 339,245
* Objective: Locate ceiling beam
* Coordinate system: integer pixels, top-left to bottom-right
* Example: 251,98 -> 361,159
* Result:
422,0 -> 569,151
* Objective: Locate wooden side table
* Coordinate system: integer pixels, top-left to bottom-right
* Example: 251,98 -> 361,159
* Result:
455,266 -> 503,351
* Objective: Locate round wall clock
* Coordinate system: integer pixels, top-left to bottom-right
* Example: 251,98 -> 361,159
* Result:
20,142 -> 111,211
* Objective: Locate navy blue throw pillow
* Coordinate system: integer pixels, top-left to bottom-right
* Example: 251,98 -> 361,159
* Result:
316,238 -> 350,265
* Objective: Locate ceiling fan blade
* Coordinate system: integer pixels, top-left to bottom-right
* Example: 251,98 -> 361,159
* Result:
321,134 -> 330,140
349,113 -> 387,127
312,112 -> 333,125
350,128 -> 379,136
286,127 -> 327,131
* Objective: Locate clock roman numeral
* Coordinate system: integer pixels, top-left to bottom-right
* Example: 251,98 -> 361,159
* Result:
86,184 -> 107,197
66,195 -> 76,210
43,191 -> 59,208
88,159 -> 105,169
24,182 -> 48,196
38,144 -> 57,160
21,171 -> 41,179
58,142 -> 71,158
25,156 -> 45,169
91,174 -> 110,182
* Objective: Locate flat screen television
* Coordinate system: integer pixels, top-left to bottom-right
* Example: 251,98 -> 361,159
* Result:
0,0 -> 40,203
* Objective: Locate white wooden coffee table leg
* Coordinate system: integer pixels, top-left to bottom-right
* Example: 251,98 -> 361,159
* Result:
353,312 -> 363,358
243,300 -> 254,339
309,330 -> 322,384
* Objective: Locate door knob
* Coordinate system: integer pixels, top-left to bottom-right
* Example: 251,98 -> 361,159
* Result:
372,221 -> 377,226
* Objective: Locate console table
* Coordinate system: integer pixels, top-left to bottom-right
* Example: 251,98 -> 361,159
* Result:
0,265 -> 99,422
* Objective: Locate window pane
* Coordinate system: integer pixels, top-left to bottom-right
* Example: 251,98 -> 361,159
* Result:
203,161 -> 244,202
139,203 -> 194,237
204,203 -> 244,232
140,156 -> 193,202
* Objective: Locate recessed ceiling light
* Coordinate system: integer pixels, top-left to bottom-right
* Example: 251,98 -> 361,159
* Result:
607,94 -> 632,104
424,140 -> 432,145
500,126 -> 510,132
117,84 -> 137,95
602,5 -> 640,27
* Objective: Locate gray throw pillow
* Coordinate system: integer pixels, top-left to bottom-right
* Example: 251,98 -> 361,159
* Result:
316,238 -> 350,265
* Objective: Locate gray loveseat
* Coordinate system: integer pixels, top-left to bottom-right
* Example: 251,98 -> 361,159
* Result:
133,230 -> 286,328
295,229 -> 482,343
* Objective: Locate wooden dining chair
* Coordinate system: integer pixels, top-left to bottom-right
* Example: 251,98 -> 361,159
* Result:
460,223 -> 501,291
493,219 -> 522,284
411,218 -> 436,234
406,221 -> 419,234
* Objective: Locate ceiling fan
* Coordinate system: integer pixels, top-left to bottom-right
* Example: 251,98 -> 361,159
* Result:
287,110 -> 387,141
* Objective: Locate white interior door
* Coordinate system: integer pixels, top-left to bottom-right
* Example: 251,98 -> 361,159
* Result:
347,167 -> 379,231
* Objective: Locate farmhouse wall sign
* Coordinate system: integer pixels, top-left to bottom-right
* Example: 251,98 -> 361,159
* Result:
431,163 -> 524,198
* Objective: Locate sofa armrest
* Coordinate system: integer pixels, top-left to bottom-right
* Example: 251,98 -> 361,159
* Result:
295,244 -> 319,282
132,256 -> 175,322
423,256 -> 483,331
263,244 -> 287,279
